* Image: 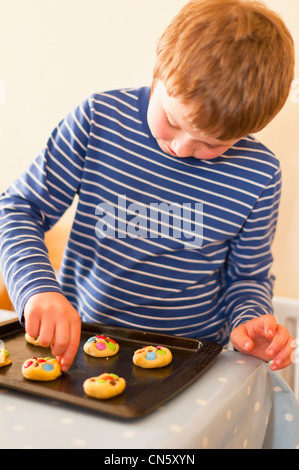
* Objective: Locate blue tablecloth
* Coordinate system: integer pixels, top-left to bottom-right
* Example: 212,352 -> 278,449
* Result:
0,310 -> 298,449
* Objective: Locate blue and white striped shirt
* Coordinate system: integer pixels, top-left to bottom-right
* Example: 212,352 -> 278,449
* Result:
0,87 -> 281,345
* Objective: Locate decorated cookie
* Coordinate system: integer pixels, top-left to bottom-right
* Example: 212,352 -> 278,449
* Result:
83,373 -> 126,399
83,334 -> 119,357
133,345 -> 172,369
25,333 -> 41,346
0,348 -> 12,368
22,357 -> 61,381
25,333 -> 54,347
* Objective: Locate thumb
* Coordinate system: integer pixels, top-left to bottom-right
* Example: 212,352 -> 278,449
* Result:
230,324 -> 254,353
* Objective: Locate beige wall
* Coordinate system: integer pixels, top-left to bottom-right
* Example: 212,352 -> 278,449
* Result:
0,0 -> 298,299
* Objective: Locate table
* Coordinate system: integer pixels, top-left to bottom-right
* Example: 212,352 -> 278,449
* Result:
0,310 -> 299,449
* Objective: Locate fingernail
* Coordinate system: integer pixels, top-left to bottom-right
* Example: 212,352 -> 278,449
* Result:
244,341 -> 251,350
267,348 -> 274,356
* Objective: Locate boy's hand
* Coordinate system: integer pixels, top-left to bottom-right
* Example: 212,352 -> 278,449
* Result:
230,314 -> 295,370
24,292 -> 81,372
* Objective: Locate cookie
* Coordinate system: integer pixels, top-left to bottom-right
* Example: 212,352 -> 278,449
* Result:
133,345 -> 172,368
25,333 -> 55,347
83,373 -> 126,399
22,357 -> 61,381
83,334 -> 119,357
25,333 -> 41,346
0,348 -> 12,368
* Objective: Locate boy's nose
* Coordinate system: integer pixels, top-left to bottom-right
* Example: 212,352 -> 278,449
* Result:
172,138 -> 194,158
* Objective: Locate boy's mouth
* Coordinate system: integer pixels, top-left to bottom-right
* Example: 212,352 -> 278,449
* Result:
167,144 -> 177,156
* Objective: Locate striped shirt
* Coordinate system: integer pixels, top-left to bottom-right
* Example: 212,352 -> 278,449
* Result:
0,86 -> 281,345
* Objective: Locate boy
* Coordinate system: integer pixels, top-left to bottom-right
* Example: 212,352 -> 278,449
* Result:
0,0 -> 295,372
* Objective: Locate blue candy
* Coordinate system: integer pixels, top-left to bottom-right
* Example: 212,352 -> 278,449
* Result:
86,336 -> 96,343
146,351 -> 157,361
42,363 -> 54,371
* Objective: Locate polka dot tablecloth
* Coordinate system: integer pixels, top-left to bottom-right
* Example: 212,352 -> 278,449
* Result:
1,312 -> 299,449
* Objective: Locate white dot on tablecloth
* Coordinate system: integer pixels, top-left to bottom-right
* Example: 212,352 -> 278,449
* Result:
284,413 -> 294,422
233,425 -> 238,434
72,438 -> 87,446
236,360 -> 246,364
247,386 -> 251,396
61,418 -> 74,425
243,438 -> 248,448
254,401 -> 260,411
123,431 -> 136,438
196,398 -> 207,405
170,424 -> 183,433
5,405 -> 16,411
273,386 -> 282,392
202,436 -> 209,448
226,409 -> 232,420
12,424 -> 25,432
217,377 -> 228,383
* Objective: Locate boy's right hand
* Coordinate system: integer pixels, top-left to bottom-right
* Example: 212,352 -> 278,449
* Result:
23,292 -> 81,372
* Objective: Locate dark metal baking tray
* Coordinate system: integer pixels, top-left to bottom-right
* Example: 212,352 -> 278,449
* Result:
0,318 -> 222,419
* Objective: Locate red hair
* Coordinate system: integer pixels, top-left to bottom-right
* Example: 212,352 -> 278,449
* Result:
153,0 -> 295,140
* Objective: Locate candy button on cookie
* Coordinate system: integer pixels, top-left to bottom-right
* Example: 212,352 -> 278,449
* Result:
83,373 -> 126,399
133,345 -> 172,368
83,334 -> 119,357
22,357 -> 61,381
0,348 -> 12,368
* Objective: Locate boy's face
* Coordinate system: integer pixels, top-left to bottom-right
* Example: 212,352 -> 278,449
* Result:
147,81 -> 238,160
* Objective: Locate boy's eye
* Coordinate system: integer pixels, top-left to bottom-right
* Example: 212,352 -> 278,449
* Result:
167,118 -> 177,128
165,113 -> 179,129
205,143 -> 214,150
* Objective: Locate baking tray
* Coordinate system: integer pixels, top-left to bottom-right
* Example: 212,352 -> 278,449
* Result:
0,319 -> 222,419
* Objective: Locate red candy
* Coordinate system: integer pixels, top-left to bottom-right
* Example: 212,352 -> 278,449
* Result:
96,335 -> 106,340
102,375 -> 114,381
24,360 -> 33,368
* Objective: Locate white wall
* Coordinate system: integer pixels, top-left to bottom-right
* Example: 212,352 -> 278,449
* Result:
0,0 -> 298,299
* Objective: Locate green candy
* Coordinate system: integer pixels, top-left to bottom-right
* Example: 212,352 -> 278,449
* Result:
106,342 -> 116,351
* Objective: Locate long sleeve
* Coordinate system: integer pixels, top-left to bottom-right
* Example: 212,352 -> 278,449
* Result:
222,164 -> 281,332
0,86 -> 283,345
0,97 -> 91,319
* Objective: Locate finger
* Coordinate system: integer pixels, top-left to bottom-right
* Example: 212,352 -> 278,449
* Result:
262,314 -> 277,339
271,336 -> 296,370
230,325 -> 255,353
265,324 -> 290,358
24,311 -> 41,339
38,320 -> 55,348
59,318 -> 81,372
246,314 -> 277,339
50,320 -> 70,357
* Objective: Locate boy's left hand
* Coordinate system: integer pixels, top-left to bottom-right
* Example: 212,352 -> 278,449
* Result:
230,314 -> 295,370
